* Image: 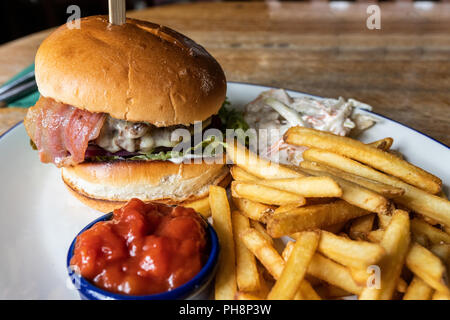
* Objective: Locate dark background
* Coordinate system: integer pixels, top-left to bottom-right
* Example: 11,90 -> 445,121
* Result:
0,0 -> 443,45
0,0 -> 199,45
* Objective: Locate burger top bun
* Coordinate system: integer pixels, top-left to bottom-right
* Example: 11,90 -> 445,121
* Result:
35,16 -> 227,126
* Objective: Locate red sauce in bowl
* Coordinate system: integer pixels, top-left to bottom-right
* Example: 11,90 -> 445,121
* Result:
70,198 -> 207,295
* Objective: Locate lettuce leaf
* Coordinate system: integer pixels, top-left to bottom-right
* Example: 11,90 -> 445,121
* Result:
88,137 -> 227,163
128,151 -> 184,161
218,98 -> 253,146
218,98 -> 249,131
88,151 -> 182,162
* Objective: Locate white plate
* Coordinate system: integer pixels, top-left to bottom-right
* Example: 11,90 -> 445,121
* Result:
0,82 -> 448,299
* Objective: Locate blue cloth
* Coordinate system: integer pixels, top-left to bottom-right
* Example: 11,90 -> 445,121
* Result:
3,63 -> 39,108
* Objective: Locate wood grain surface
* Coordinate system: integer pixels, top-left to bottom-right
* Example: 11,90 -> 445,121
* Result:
0,2 -> 449,145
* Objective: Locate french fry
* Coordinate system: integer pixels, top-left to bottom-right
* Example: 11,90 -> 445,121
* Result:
285,127 -> 442,194
250,220 -> 273,245
416,213 -> 439,226
403,276 -> 433,300
266,200 -> 370,238
232,211 -> 261,292
281,241 -> 295,262
314,284 -> 351,299
406,242 -> 449,294
367,229 -> 385,243
396,277 -> 408,293
353,267 -> 407,291
293,290 -> 304,300
240,228 -> 285,278
430,243 -> 450,263
256,176 -> 342,198
232,197 -> 274,222
234,164 -> 344,202
388,149 -> 405,159
230,165 -> 260,182
276,200 -> 336,215
349,267 -> 370,286
256,265 -> 272,299
430,243 -> 450,281
231,181 -> 306,206
359,210 -> 411,300
307,253 -> 363,295
298,280 -> 322,300
301,148 -> 450,227
314,230 -> 385,269
367,137 -> 393,151
209,186 -> 236,300
300,160 -> 404,198
267,231 -> 320,299
281,241 -> 322,300
413,233 -> 430,247
183,197 -> 211,218
235,292 -> 263,300
243,233 -> 319,300
226,141 -> 303,179
377,212 -> 393,230
304,197 -> 337,206
223,130 -> 449,300
274,203 -> 303,214
300,162 -> 390,214
432,291 -> 450,300
390,187 -> 449,228
411,218 -> 450,245
349,214 -> 376,240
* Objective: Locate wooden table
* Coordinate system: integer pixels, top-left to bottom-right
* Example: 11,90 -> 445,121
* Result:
0,2 -> 449,145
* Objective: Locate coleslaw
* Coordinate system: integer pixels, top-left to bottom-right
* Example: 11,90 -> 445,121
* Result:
243,89 -> 376,165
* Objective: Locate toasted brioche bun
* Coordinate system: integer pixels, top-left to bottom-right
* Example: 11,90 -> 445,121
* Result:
34,16 -> 229,212
62,159 -> 230,212
35,16 -> 226,126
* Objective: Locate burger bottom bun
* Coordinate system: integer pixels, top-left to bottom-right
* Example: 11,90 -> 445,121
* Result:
61,159 -> 230,213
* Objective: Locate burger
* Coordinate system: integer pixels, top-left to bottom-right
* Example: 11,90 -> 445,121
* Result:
24,16 -> 232,212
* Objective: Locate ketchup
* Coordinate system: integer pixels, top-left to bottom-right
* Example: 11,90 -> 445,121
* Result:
70,198 -> 207,295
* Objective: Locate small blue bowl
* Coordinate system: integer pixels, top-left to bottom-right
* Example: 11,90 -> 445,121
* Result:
67,212 -> 219,300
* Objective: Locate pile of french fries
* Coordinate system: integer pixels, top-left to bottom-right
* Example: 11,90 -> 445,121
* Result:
187,126 -> 450,300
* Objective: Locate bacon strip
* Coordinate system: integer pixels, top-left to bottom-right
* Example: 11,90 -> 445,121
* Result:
24,97 -> 105,167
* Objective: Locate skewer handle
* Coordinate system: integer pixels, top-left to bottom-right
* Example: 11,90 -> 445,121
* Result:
108,0 -> 126,25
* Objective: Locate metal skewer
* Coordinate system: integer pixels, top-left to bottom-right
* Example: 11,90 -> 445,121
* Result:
108,0 -> 126,25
